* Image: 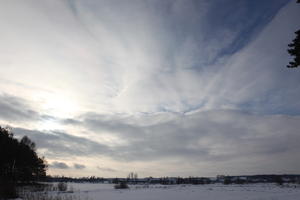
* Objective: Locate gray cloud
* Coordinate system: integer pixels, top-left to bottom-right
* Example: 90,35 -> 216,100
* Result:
74,163 -> 86,169
86,110 -> 300,162
0,93 -> 39,122
23,109 -> 300,172
50,161 -> 69,169
97,166 -> 117,172
8,106 -> 300,175
13,127 -> 111,159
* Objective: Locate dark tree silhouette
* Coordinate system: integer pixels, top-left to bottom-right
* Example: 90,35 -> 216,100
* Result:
287,1 -> 300,68
287,30 -> 300,68
0,127 -> 47,198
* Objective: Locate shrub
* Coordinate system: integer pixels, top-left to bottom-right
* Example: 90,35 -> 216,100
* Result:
274,176 -> 283,186
57,182 -> 68,192
114,181 -> 129,189
223,177 -> 232,185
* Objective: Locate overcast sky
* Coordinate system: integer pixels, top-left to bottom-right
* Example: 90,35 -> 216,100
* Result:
0,0 -> 300,178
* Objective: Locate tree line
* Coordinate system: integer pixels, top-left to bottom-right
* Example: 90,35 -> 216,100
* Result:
0,126 -> 47,198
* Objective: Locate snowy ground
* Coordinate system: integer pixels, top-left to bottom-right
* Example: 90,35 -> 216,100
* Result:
60,183 -> 300,200
18,183 -> 300,200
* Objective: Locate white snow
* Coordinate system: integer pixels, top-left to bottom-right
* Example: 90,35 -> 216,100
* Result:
60,183 -> 300,200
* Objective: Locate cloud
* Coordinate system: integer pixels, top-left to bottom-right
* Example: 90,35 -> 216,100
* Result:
0,93 -> 39,122
50,161 -> 70,169
74,163 -> 86,169
13,127 -> 111,159
78,110 -> 300,163
97,166 -> 117,172
49,161 -> 86,170
13,107 -> 300,175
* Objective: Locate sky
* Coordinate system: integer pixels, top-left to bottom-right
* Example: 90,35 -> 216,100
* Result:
0,0 -> 300,178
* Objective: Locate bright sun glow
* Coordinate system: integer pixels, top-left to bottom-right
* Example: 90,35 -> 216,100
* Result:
35,93 -> 79,131
42,94 -> 78,118
38,118 -> 62,131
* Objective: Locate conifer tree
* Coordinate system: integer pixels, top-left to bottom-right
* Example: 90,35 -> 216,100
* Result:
287,30 -> 300,68
287,1 -> 300,68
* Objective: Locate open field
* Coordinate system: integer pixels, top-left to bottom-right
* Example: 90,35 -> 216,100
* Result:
16,183 -> 300,200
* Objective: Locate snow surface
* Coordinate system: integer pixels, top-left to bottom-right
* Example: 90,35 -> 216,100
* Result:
61,183 -> 300,200
17,183 -> 300,200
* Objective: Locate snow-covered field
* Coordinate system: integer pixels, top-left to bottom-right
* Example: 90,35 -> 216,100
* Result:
29,183 -> 300,200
